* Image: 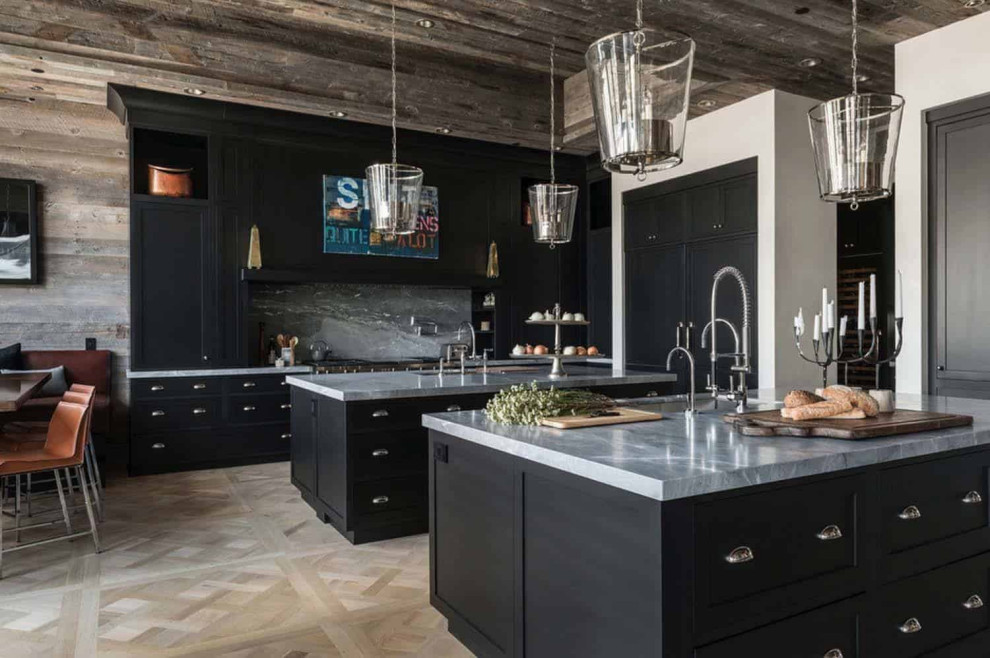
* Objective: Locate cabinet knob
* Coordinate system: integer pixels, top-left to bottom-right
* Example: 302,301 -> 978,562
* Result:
725,546 -> 754,564
281,403 -> 292,410
816,525 -> 843,541
964,595 -> 985,610
962,491 -> 983,505
446,405 -> 462,412
281,433 -> 292,440
281,380 -> 288,386
372,409 -> 390,418
202,355 -> 209,361
242,381 -> 256,388
151,410 -> 166,417
372,448 -> 390,458
937,365 -> 945,371
372,495 -> 389,505
192,408 -> 207,415
824,650 -> 844,658
192,383 -> 206,390
151,442 -> 165,449
646,390 -> 659,398
898,617 -> 922,634
243,405 -> 256,412
898,505 -> 922,521
150,384 -> 165,392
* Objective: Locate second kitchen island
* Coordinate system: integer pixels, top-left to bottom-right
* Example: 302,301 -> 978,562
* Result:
286,366 -> 676,544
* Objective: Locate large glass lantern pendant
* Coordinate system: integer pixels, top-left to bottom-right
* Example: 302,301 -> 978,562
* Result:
807,0 -> 904,209
530,38 -> 578,247
366,0 -> 423,236
585,0 -> 695,180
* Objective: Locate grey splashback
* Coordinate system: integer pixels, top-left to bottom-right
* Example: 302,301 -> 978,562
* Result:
248,283 -> 472,361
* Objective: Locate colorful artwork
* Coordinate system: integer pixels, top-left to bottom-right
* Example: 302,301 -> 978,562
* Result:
323,175 -> 439,259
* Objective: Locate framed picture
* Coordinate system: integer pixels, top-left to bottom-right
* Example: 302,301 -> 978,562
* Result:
0,178 -> 38,284
322,175 -> 439,260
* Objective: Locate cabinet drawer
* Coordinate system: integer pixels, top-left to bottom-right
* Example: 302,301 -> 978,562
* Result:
353,429 -> 428,481
224,374 -> 291,394
865,554 -> 990,657
130,432 -> 215,469
216,425 -> 291,460
132,377 -> 219,399
696,599 -> 860,658
880,453 -> 990,555
228,393 -> 291,425
353,476 -> 427,515
348,396 -> 490,432
697,476 -> 861,607
132,398 -> 221,432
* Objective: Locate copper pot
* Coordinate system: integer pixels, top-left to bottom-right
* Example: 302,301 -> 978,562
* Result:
148,165 -> 193,198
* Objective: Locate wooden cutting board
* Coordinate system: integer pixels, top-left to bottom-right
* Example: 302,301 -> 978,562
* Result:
723,408 -> 973,440
540,407 -> 664,429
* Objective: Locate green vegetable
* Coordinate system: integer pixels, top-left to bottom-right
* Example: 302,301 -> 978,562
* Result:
485,382 -> 614,425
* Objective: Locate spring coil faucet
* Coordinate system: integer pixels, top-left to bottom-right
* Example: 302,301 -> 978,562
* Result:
703,266 -> 752,411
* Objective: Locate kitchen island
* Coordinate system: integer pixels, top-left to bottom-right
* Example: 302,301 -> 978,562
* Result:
285,366 -> 676,544
423,391 -> 990,658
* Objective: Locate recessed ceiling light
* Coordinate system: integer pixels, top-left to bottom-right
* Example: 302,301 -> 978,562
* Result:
26,97 -> 36,103
795,7 -> 810,14
29,85 -> 43,91
416,18 -> 436,28
184,87 -> 206,96
330,110 -> 347,118
436,126 -> 452,134
30,68 -> 44,74
697,99 -> 717,109
799,57 -> 820,68
964,0 -> 985,8
554,145 -> 563,151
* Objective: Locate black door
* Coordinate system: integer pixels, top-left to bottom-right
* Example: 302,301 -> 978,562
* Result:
688,235 -> 758,392
929,96 -> 990,398
625,244 -> 687,389
131,199 -> 214,369
587,228 -> 612,354
290,389 -> 317,495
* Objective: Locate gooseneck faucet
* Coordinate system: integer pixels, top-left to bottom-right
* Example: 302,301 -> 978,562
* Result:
704,266 -> 752,411
457,321 -> 477,359
665,322 -> 697,416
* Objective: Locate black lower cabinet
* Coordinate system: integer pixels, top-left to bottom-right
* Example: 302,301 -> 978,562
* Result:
428,432 -> 990,658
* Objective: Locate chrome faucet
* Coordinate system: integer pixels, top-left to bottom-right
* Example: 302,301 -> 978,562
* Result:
457,321 -> 477,358
665,322 -> 697,416
703,266 -> 752,412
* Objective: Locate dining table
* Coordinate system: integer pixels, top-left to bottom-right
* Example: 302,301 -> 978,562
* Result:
0,372 -> 51,412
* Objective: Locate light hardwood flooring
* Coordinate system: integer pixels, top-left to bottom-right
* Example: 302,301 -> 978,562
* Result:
0,462 -> 473,657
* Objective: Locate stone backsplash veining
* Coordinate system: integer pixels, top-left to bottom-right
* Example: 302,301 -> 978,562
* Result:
247,283 -> 472,362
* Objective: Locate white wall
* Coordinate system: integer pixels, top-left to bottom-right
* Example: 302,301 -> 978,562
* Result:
895,11 -> 990,394
611,89 -> 835,389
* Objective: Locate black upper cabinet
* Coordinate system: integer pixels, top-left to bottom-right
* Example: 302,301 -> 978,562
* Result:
131,199 -> 215,369
625,193 -> 686,249
838,208 -> 883,257
687,174 -> 757,240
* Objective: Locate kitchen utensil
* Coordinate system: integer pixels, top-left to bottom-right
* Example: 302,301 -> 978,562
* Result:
540,407 -> 664,429
310,340 -> 330,361
148,165 -> 193,198
722,409 -> 973,440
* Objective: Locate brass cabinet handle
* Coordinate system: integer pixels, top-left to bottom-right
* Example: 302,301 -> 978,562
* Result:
151,410 -> 166,417
150,384 -> 165,392
725,546 -> 754,564
281,433 -> 292,440
192,408 -> 207,415
242,381 -> 256,388
817,525 -> 843,541
243,405 -> 256,411
899,618 -> 923,634
281,403 -> 292,410
962,491 -> 984,505
964,595 -> 985,610
151,442 -> 165,449
372,448 -> 390,458
446,405 -> 462,412
372,496 -> 389,505
898,505 -> 922,521
824,650 -> 844,658
372,409 -> 389,418
192,383 -> 206,390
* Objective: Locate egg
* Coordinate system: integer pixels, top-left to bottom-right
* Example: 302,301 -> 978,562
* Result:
561,312 -> 575,322
573,312 -> 586,322
587,346 -> 600,356
563,346 -> 577,356
534,345 -> 548,355
529,311 -> 545,321
525,344 -> 534,354
576,346 -> 588,356
512,344 -> 526,356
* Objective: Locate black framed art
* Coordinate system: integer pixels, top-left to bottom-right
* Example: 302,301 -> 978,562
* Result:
0,178 -> 38,284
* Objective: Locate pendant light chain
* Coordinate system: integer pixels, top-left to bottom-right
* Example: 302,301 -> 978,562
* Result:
636,0 -> 643,30
391,0 -> 398,167
550,37 -> 556,186
851,0 -> 859,96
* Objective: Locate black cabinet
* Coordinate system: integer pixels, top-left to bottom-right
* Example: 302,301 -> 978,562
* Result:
625,244 -> 686,373
687,174 -> 757,241
625,193 -> 686,249
587,228 -> 612,354
131,199 -> 216,370
289,388 -> 317,495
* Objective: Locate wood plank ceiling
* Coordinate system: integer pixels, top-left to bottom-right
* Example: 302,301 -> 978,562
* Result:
0,0 -> 984,153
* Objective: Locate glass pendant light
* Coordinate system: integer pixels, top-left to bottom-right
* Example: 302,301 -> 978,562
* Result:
808,0 -> 904,209
585,0 -> 695,180
530,39 -> 579,248
366,0 -> 423,236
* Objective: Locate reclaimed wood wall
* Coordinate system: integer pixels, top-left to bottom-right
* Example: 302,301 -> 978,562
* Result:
0,95 -> 130,446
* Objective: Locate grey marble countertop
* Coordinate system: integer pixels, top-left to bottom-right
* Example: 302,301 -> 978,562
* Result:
422,389 -> 990,502
128,366 -> 313,379
286,366 -> 676,401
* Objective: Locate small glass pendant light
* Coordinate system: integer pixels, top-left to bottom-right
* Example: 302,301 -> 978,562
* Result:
366,0 -> 423,235
530,38 -> 579,248
585,0 -> 695,180
808,0 -> 904,209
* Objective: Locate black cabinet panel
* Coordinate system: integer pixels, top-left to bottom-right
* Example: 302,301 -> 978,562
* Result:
688,183 -> 724,240
290,388 -> 317,495
625,244 -> 685,370
721,174 -> 758,234
587,228 -> 612,354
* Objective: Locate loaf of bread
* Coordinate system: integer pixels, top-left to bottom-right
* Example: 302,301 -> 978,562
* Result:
820,386 -> 880,417
784,390 -> 825,408
786,398 -> 854,421
828,408 -> 867,420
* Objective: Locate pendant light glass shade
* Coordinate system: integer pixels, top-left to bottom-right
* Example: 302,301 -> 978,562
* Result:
808,93 -> 904,205
365,163 -> 424,236
585,29 -> 695,177
529,183 -> 579,246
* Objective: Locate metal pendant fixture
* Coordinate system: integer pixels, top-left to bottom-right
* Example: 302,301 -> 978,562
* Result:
585,0 -> 695,180
366,0 -> 424,236
808,0 -> 904,209
530,39 -> 579,248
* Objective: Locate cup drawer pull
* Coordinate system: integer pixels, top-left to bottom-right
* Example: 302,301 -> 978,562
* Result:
372,496 -> 389,505
192,383 -> 206,390
151,442 -> 165,449
898,505 -> 922,521
151,410 -> 166,417
824,650 -> 844,658
243,405 -> 257,412
372,409 -> 389,418
898,617 -> 922,634
281,403 -> 292,410
150,384 -> 165,392
281,433 -> 292,440
192,408 -> 207,415
964,595 -> 985,610
372,448 -> 390,458
242,382 -> 256,388
725,546 -> 754,564
963,491 -> 983,505
817,525 -> 843,541
446,405 -> 462,412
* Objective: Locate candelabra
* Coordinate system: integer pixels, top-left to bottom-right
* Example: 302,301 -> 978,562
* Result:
849,317 -> 904,389
793,320 -> 879,389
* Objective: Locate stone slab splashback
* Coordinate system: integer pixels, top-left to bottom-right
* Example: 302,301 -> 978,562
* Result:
247,283 -> 472,362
